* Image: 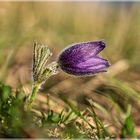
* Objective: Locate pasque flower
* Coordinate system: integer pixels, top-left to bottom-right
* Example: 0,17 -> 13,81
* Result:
58,41 -> 110,76
27,41 -> 110,110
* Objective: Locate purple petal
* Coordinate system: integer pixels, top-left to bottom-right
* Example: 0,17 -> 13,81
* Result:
76,56 -> 109,68
59,56 -> 110,76
58,41 -> 105,65
60,64 -> 108,76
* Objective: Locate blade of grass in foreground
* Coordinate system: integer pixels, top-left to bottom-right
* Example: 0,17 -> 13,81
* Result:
105,76 -> 140,106
121,105 -> 137,138
87,99 -> 112,138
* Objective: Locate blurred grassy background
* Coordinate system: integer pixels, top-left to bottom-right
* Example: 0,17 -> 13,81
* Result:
0,2 -> 140,138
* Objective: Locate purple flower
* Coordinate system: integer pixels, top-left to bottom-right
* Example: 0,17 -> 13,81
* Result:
58,41 -> 110,76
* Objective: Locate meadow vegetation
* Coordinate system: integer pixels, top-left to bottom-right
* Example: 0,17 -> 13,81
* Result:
0,2 -> 140,138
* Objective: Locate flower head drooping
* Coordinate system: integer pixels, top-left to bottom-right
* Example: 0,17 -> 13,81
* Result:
58,41 -> 110,76
33,41 -> 59,86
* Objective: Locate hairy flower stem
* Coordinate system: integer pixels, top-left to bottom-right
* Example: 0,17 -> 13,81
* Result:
27,83 -> 39,110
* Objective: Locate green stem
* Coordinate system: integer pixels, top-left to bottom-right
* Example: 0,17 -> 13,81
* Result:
46,93 -> 50,109
27,83 -> 39,110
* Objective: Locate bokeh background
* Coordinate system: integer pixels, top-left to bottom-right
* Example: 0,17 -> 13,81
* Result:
0,2 -> 140,137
